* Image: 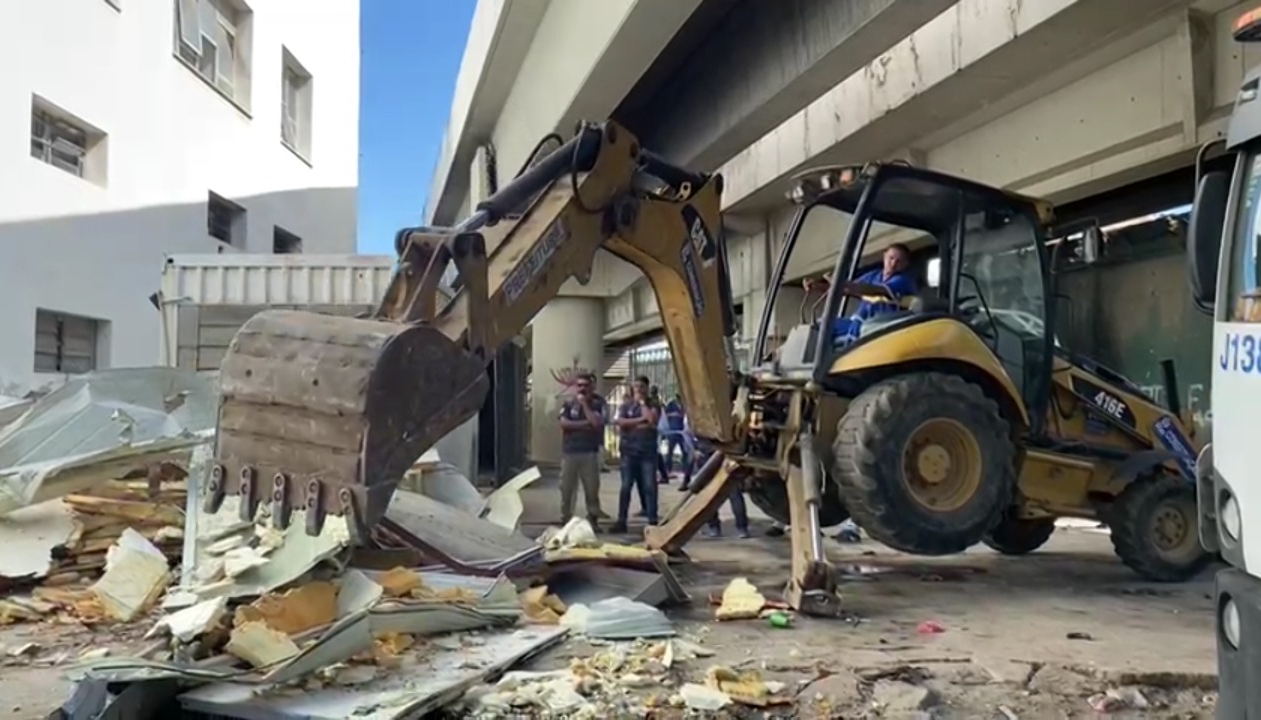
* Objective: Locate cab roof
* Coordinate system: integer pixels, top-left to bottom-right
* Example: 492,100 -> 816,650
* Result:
788,162 -> 1056,230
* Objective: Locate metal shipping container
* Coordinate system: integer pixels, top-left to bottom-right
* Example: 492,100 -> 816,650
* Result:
158,254 -> 397,370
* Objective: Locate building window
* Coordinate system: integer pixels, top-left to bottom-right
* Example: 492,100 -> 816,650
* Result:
273,226 -> 303,254
35,310 -> 101,374
208,192 -> 246,246
281,48 -> 313,160
174,0 -> 252,109
30,98 -> 108,185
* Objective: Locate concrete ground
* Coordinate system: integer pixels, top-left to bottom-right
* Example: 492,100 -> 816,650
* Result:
0,470 -> 1220,718
520,470 -> 1220,718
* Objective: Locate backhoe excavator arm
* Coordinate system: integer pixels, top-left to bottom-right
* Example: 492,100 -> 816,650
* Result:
205,121 -> 739,542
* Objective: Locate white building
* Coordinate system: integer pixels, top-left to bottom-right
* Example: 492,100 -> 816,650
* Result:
0,0 -> 361,397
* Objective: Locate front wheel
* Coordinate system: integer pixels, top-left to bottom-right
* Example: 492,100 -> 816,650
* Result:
832,372 -> 1017,556
1109,474 -> 1211,582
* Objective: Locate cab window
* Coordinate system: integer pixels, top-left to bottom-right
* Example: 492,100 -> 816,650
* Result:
1227,153 -> 1261,322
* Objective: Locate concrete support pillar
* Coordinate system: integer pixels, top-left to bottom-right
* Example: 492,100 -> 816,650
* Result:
530,297 -> 606,465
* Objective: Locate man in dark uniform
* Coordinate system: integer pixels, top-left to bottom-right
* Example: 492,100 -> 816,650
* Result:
557,373 -> 606,529
611,376 -> 659,532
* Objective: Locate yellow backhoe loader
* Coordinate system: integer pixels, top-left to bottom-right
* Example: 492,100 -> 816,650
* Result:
203,121 -> 1209,618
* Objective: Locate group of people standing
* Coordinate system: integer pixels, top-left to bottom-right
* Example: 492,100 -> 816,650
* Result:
557,375 -> 749,536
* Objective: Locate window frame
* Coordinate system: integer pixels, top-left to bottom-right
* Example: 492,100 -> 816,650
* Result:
208,191 -> 247,247
34,309 -> 100,375
174,0 -> 251,113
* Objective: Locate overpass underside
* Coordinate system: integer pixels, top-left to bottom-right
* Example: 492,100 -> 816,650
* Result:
492,0 -> 1253,463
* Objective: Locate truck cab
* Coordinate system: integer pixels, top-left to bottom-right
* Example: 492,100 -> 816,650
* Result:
1185,6 -> 1261,717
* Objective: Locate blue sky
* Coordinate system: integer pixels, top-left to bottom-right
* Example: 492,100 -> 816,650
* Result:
357,0 -> 477,254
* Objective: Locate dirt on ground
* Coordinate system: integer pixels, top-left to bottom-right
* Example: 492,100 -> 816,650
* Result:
513,476 -> 1220,718
0,473 -> 1221,719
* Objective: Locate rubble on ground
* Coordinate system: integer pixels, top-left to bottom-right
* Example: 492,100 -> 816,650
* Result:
0,368 -> 694,719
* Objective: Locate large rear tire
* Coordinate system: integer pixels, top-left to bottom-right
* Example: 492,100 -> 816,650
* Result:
983,514 -> 1056,555
833,372 -> 1016,555
1109,474 -> 1211,582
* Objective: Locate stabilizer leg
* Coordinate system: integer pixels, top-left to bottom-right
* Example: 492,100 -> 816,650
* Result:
785,432 -> 843,617
644,453 -> 736,554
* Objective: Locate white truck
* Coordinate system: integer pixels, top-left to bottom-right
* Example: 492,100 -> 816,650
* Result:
1186,7 -> 1261,716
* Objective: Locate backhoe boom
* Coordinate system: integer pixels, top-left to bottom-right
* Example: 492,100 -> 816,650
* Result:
205,121 -> 739,542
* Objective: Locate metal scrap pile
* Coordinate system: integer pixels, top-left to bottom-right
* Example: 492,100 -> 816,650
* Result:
0,367 -> 692,719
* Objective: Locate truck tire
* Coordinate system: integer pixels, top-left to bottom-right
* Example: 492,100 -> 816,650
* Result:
745,473 -> 849,528
1109,474 -> 1212,582
832,372 -> 1016,556
983,514 -> 1056,555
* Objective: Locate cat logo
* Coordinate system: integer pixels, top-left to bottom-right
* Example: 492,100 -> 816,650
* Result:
682,205 -> 716,266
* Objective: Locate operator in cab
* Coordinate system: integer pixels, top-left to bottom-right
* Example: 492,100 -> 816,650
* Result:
830,243 -> 917,346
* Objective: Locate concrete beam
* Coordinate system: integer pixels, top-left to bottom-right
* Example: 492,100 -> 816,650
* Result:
718,0 -> 1201,213
488,0 -> 704,181
426,0 -> 551,226
632,0 -> 958,170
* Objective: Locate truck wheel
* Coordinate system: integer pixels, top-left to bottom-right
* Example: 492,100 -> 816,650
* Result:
832,372 -> 1016,556
745,473 -> 849,528
983,514 -> 1056,555
1109,474 -> 1211,582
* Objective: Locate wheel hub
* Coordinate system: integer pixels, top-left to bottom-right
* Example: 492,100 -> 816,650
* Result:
901,418 -> 983,512
1151,503 -> 1190,551
916,445 -> 952,484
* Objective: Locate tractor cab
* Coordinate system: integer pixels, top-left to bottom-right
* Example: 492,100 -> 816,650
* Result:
752,162 -> 1056,429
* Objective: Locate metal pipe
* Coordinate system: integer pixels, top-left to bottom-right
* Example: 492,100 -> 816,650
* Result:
799,432 -> 825,562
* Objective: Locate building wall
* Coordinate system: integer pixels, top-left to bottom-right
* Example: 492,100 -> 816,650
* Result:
0,0 -> 360,396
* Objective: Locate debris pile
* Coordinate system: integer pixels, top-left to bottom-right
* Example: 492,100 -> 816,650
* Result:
0,472 -> 187,594
0,368 -> 701,719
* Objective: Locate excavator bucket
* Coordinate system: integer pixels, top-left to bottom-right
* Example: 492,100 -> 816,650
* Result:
204,308 -> 490,540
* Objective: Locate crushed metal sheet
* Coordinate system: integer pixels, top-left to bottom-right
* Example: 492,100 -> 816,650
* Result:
0,499 -> 76,580
560,597 -> 675,640
0,367 -> 216,514
167,500 -> 351,606
73,572 -> 523,686
382,489 -> 538,566
481,466 -> 542,530
145,596 -> 228,642
406,459 -> 482,515
545,565 -> 674,608
177,626 -> 567,720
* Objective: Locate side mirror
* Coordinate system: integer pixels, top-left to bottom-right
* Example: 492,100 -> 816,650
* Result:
1188,170 -> 1230,315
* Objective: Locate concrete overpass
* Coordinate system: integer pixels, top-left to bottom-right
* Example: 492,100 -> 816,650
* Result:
429,0 -> 1251,463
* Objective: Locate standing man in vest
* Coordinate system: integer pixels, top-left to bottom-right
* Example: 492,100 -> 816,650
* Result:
660,392 -> 687,483
557,373 -> 606,530
611,376 -> 660,532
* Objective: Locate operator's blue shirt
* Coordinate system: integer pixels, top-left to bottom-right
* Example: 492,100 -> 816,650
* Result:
832,269 -> 918,345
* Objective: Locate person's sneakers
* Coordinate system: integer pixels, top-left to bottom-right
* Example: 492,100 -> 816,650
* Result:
765,524 -> 786,537
609,522 -> 628,534
586,519 -> 602,533
702,526 -> 721,538
736,528 -> 751,539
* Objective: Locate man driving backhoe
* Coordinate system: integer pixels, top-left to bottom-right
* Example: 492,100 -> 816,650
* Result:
830,242 -> 917,345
